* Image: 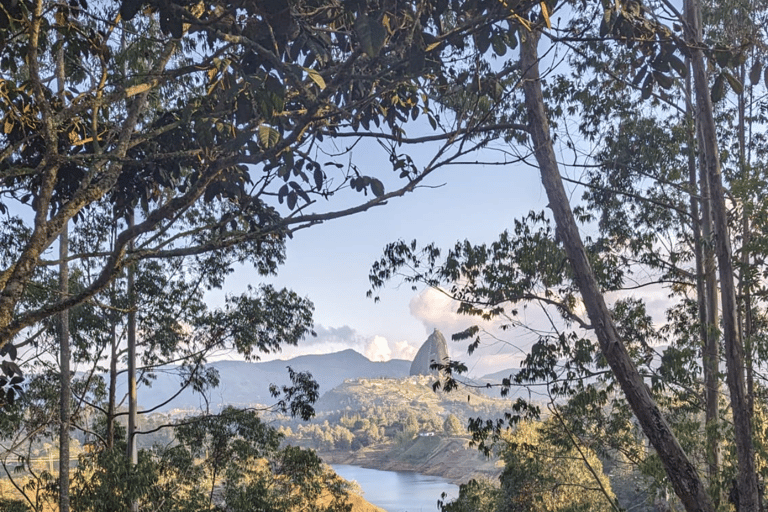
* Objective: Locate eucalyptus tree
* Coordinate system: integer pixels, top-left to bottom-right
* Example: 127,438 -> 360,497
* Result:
369,0 -> 768,509
0,0 -> 523,357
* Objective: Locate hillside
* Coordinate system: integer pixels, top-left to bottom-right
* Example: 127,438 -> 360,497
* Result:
280,375 -> 515,485
315,374 -> 513,419
321,435 -> 502,485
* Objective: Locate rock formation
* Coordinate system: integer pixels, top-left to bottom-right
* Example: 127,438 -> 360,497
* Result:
409,329 -> 450,376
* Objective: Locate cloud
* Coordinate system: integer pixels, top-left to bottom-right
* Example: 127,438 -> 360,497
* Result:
408,287 -> 475,335
392,340 -> 418,360
408,287 -> 567,377
365,335 -> 392,361
262,324 -> 419,364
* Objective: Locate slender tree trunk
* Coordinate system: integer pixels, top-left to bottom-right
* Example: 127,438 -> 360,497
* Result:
127,211 -> 138,512
699,134 -> 722,502
520,29 -> 714,512
107,313 -> 117,449
684,0 -> 759,509
58,223 -> 70,512
737,62 -> 755,423
56,15 -> 70,510
687,72 -> 720,498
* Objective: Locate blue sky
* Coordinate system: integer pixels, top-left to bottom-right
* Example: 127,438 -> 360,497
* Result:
212,135 -> 552,377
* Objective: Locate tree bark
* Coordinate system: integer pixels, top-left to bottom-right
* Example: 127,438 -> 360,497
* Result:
127,210 -> 138,512
687,73 -> 720,497
58,223 -> 70,512
107,312 -> 117,450
56,19 -> 70,510
684,0 -> 759,509
520,29 -> 714,512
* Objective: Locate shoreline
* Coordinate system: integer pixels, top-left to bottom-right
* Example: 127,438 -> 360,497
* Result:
318,436 -> 502,486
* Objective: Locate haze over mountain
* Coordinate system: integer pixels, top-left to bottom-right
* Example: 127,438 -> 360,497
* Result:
137,349 -> 411,413
134,329 -> 529,413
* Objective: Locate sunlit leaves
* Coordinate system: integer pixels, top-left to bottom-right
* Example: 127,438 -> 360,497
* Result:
258,124 -> 280,149
304,67 -> 326,90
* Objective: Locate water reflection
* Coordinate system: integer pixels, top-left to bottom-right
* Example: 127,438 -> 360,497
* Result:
332,464 -> 459,512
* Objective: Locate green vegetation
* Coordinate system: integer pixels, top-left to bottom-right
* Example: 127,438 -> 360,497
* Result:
441,420 -> 616,512
1,0 -> 768,508
276,376 -> 510,451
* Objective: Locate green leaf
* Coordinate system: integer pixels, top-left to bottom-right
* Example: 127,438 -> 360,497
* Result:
303,68 -> 326,90
711,72 -> 725,102
713,46 -> 731,68
258,125 -> 280,148
475,30 -> 491,54
641,73 -> 653,100
354,12 -> 387,57
507,33 -> 518,50
750,59 -> 762,86
653,71 -> 673,90
723,70 -> 743,95
119,0 -> 142,21
370,178 -> 385,197
491,34 -> 507,56
599,10 -> 612,37
667,55 -> 687,78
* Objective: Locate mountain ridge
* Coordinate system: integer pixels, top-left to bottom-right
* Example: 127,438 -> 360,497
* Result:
135,350 -> 412,413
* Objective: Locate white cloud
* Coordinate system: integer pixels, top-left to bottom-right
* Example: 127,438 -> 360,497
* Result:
392,340 -> 418,360
365,335 -> 392,361
408,287 -> 474,334
408,287 -> 576,377
259,324 -> 420,365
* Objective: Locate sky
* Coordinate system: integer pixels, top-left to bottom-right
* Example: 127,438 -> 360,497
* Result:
208,132 -> 560,378
201,40 -> 678,379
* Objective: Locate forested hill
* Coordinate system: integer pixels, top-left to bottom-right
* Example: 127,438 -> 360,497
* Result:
136,350 -> 412,413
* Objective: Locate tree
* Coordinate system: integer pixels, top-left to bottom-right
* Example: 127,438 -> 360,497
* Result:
441,419 -> 616,512
443,414 -> 463,435
368,0 -> 768,509
0,0 -> 521,352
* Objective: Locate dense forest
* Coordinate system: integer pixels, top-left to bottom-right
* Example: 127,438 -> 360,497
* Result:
1,0 -> 767,510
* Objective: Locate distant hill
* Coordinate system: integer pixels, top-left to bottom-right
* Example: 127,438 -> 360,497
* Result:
474,368 -> 557,401
134,349 -> 410,413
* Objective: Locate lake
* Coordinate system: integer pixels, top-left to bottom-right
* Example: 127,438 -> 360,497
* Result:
332,464 -> 459,512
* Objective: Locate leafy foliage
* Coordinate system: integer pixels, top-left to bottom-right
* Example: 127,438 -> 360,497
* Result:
441,419 -> 617,512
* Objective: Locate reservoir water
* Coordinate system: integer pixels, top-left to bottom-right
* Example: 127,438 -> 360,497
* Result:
332,464 -> 459,512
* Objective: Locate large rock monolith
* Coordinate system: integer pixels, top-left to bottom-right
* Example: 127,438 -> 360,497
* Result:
409,329 -> 449,376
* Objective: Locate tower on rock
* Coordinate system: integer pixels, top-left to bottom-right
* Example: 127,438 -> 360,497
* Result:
409,329 -> 450,376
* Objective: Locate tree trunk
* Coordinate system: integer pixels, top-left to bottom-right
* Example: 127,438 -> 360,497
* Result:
127,211 -> 138,512
687,71 -> 720,498
56,19 -> 70,510
684,0 -> 759,508
737,62 -> 755,423
520,29 -> 714,512
58,223 -> 70,512
107,312 -> 117,450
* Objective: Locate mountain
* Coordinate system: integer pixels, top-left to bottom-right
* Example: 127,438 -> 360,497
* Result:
135,350 -> 411,413
409,329 -> 450,376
